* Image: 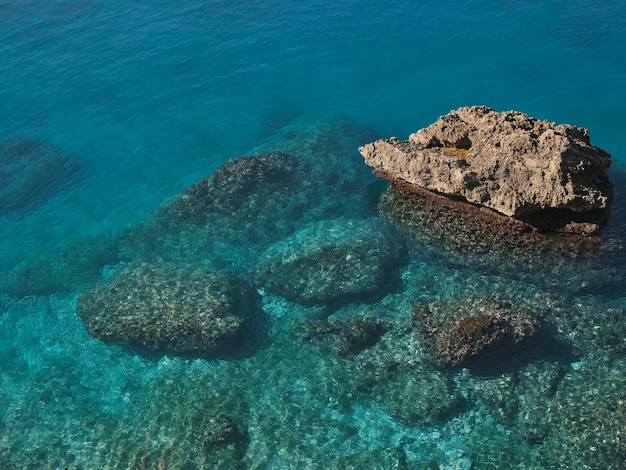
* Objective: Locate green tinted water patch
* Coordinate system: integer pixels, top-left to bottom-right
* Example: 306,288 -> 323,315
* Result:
0,234 -> 123,298
0,359 -> 249,469
0,296 -> 152,468
104,365 -> 250,470
462,355 -> 626,468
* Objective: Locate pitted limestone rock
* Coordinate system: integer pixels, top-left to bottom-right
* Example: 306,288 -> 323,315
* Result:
359,106 -> 612,229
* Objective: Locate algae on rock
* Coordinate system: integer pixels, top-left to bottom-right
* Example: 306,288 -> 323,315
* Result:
77,261 -> 265,359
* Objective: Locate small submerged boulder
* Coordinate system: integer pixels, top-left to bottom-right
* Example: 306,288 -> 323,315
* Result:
254,217 -> 407,307
0,136 -> 82,213
359,106 -> 612,233
77,261 -> 265,359
412,298 -> 541,369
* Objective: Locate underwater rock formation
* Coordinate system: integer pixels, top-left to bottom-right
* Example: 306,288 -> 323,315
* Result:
293,312 -> 465,427
254,217 -> 407,307
1,118 -> 381,298
359,106 -> 612,233
77,262 -> 265,359
375,181 -> 626,297
119,367 -> 251,469
159,151 -> 300,223
295,315 -> 384,356
0,136 -> 82,213
412,298 -> 541,368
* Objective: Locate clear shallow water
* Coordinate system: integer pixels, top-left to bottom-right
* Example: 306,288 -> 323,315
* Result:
2,0 -> 626,468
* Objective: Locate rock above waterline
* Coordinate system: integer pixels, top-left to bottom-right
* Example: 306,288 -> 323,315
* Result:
77,262 -> 264,359
359,106 -> 612,232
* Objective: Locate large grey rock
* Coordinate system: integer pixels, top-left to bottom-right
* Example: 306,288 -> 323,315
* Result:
359,106 -> 612,231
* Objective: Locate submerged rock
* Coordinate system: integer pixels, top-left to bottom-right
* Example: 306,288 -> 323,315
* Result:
295,315 -> 384,356
159,151 -> 300,224
412,298 -> 541,369
125,368 -> 250,469
254,217 -> 407,307
375,180 -> 626,297
359,106 -> 612,233
294,312 -> 465,427
77,262 -> 265,359
0,136 -> 82,213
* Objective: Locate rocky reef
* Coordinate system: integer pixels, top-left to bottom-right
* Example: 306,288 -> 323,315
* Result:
2,118 -> 381,298
0,136 -> 82,213
77,261 -> 265,359
158,151 -> 301,224
2,116 -> 626,469
254,217 -> 407,307
359,106 -> 613,234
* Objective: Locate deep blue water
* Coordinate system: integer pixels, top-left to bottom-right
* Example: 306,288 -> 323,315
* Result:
2,0 -> 626,468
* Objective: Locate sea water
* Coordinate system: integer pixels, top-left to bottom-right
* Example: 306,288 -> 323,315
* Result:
1,0 -> 626,468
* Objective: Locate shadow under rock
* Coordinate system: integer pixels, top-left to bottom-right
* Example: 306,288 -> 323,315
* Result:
378,164 -> 626,301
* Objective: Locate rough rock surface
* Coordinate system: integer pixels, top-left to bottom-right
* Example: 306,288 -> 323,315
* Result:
158,151 -> 300,223
412,297 -> 541,368
359,106 -> 612,232
77,262 -> 264,359
254,217 -> 406,307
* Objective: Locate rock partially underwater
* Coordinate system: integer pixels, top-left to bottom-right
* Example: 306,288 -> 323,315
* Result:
357,107 -> 624,295
254,217 -> 407,307
360,106 -> 613,234
77,262 -> 265,359
376,180 -> 626,296
0,136 -> 82,213
1,118 -> 380,298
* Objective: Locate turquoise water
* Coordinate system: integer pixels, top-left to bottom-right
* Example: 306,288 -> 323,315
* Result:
2,0 -> 626,468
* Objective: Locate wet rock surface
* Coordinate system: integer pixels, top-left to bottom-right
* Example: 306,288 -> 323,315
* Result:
360,106 -> 612,233
77,261 -> 265,359
254,217 -> 407,307
0,136 -> 82,213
